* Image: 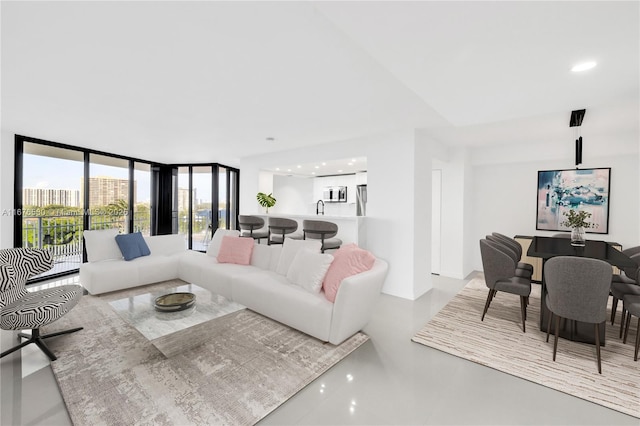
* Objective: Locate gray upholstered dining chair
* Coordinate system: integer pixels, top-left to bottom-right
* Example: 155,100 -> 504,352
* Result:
267,217 -> 302,245
238,215 -> 269,243
486,235 -> 532,279
302,220 -> 342,253
0,248 -> 83,361
491,232 -> 534,276
479,239 -> 532,332
610,246 -> 640,327
544,256 -> 612,374
621,294 -> 640,361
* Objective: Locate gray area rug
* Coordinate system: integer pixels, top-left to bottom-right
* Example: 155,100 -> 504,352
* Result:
412,278 -> 639,418
44,279 -> 368,425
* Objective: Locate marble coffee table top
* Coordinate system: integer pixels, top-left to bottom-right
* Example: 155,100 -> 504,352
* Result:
108,282 -> 245,356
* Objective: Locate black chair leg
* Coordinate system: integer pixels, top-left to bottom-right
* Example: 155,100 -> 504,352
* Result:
620,308 -> 628,339
519,296 -> 527,332
0,327 -> 83,362
481,289 -> 495,321
546,311 -> 554,343
595,323 -> 602,374
611,297 -> 619,325
623,312 -> 632,344
553,315 -> 560,361
635,317 -> 640,362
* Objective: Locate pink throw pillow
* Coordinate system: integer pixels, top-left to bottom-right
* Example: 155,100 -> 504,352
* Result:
217,236 -> 255,265
322,243 -> 375,302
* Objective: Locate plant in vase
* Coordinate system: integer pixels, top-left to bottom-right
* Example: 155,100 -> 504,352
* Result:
256,192 -> 276,213
561,209 -> 597,246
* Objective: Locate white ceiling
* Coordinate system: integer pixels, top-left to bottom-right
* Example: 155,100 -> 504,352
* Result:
2,1 -> 638,166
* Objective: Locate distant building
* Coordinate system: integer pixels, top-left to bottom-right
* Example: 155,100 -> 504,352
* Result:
82,176 -> 137,207
177,187 -> 197,212
23,188 -> 80,207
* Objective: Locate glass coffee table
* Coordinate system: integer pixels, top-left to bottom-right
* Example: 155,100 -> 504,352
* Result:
108,282 -> 244,357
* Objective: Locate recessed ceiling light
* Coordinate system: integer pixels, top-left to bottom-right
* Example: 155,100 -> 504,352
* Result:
351,158 -> 356,162
338,169 -> 343,173
297,165 -> 301,168
311,172 -> 316,175
275,167 -> 280,171
571,61 -> 597,72
287,169 -> 291,172
347,162 -> 353,166
314,166 -> 319,169
322,162 -> 326,166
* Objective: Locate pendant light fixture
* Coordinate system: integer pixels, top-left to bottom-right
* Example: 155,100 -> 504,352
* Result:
570,109 -> 585,167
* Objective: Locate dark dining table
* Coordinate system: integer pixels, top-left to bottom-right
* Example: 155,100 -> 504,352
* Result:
526,236 -> 637,345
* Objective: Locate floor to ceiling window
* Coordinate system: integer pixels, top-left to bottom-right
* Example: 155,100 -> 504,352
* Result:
15,135 -> 241,281
191,166 -> 212,251
177,166 -> 191,245
88,154 -> 130,233
134,162 -> 152,235
20,142 -> 85,279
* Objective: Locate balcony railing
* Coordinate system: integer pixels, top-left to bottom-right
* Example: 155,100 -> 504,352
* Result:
22,214 -> 150,280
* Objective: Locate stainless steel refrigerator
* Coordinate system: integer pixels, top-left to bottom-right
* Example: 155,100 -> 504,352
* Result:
356,184 -> 367,216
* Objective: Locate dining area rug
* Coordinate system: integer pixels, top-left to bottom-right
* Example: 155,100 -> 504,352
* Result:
44,279 -> 368,425
412,278 -> 639,418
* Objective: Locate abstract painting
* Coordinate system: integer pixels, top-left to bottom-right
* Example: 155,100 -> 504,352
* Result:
536,168 -> 610,233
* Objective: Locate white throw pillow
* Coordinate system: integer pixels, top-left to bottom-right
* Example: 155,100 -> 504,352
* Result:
83,229 -> 122,262
286,249 -> 334,293
275,238 -> 322,276
207,229 -> 241,257
250,243 -> 272,270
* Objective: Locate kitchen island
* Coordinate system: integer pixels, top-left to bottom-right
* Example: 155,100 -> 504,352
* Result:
254,214 -> 366,247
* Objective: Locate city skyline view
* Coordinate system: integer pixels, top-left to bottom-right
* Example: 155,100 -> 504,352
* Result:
23,154 -> 221,206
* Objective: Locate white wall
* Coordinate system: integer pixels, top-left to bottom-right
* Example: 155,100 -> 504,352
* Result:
470,152 -> 639,271
270,175 -> 314,215
240,129 -> 432,300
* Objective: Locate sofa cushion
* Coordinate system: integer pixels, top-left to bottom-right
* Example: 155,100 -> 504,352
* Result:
80,259 -> 139,295
83,229 -> 122,262
144,234 -> 185,256
115,232 -> 151,261
250,243 -> 273,270
286,250 -> 334,293
232,270 -> 333,342
217,236 -> 254,265
207,229 -> 241,258
197,258 -> 263,300
275,238 -> 322,276
322,244 -> 376,303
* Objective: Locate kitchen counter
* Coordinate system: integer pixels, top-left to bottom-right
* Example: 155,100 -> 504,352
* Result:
253,214 -> 366,247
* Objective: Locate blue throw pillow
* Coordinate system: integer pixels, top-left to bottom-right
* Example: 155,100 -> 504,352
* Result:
115,232 -> 151,261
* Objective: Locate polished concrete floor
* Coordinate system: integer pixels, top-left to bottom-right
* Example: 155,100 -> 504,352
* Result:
1,273 -> 638,425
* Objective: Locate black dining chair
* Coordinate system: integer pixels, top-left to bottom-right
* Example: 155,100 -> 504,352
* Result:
544,256 -> 612,374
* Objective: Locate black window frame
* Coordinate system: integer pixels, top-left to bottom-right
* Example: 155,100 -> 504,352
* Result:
14,134 -> 240,283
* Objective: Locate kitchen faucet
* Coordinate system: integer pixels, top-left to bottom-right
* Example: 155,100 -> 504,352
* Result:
316,199 -> 325,215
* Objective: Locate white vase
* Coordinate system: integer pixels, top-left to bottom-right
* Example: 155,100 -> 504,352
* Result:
571,226 -> 586,246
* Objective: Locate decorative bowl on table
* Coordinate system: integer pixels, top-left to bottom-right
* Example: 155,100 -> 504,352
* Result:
154,292 -> 196,312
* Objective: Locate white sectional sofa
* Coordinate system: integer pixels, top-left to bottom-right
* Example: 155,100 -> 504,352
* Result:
80,230 -> 388,345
